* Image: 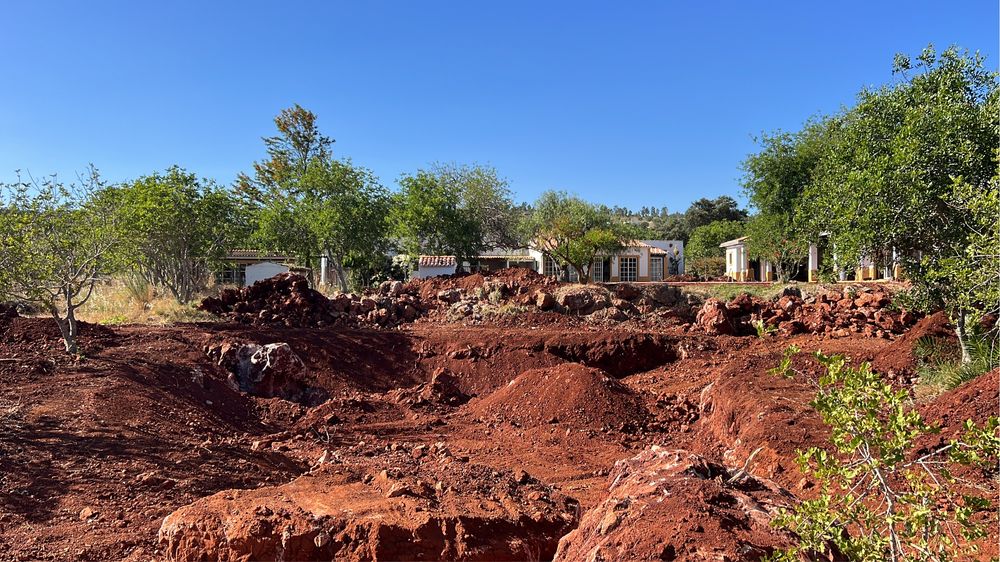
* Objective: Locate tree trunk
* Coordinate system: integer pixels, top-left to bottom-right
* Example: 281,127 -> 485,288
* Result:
574,264 -> 589,284
53,303 -> 79,355
955,310 -> 972,364
334,258 -> 349,293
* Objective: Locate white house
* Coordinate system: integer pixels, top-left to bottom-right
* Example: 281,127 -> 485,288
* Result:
720,235 -> 901,283
414,255 -> 458,279
533,239 -> 684,282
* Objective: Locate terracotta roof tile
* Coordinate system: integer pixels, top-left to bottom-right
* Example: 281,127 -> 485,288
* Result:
418,255 -> 457,268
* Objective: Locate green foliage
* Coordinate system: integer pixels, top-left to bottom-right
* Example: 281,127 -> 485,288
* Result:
769,349 -> 999,561
0,168 -> 129,353
643,196 -> 746,241
742,118 -> 833,280
752,318 -> 776,338
392,163 -> 518,269
687,256 -> 726,279
240,105 -> 392,292
916,335 -> 998,394
108,166 -> 246,303
524,190 -> 641,283
685,219 -> 746,262
804,47 -> 996,274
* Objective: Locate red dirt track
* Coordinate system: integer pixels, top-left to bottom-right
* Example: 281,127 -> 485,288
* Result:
0,274 -> 995,561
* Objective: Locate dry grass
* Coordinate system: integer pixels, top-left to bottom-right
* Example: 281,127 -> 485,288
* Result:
74,277 -> 218,325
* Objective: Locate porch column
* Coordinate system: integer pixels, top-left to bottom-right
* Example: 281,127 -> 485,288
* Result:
320,256 -> 328,285
808,243 -> 819,283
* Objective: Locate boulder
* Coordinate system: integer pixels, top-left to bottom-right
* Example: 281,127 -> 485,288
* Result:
696,299 -> 734,335
535,291 -> 556,311
558,288 -> 595,312
612,283 -> 641,301
207,342 -> 309,402
553,447 -> 795,562
436,289 -> 462,304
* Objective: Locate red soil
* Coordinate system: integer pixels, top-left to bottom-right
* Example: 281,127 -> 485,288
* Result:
0,285 -> 995,561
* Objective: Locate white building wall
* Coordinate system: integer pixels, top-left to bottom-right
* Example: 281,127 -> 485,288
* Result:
414,265 -> 457,279
245,262 -> 290,286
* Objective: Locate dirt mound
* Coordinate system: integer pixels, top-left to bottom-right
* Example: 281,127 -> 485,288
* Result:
873,311 -> 953,375
553,447 -> 795,561
696,286 -> 918,339
199,274 -> 429,329
694,350 -> 830,488
465,363 -> 649,431
543,332 -> 677,377
159,457 -> 578,562
919,368 -> 999,439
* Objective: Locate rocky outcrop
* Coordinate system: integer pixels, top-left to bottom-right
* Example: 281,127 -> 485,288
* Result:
696,287 -> 918,338
553,447 -> 795,561
205,341 -> 310,401
159,461 -> 578,562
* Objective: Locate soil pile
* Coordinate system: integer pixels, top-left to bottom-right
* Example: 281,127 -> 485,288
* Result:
159,456 -> 578,562
466,363 -> 649,431
199,274 -> 427,328
697,286 -> 918,338
873,311 -> 954,375
553,447 -> 795,561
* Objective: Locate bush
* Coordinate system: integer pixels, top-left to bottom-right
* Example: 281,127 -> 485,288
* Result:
915,335 -> 998,396
768,348 -> 999,561
688,256 -> 726,279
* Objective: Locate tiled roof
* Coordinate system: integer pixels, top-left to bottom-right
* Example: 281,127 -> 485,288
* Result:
418,255 -> 457,268
226,249 -> 292,260
719,236 -> 750,248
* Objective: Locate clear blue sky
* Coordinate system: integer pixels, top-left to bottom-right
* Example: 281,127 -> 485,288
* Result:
1,1 -> 996,211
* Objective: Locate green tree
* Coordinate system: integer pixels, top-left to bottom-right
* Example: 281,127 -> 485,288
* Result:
685,219 -> 746,261
685,219 -> 746,278
769,348 -> 998,561
109,166 -> 246,303
0,168 -> 128,354
742,118 -> 834,281
524,190 -> 640,283
804,46 -> 998,358
392,163 -> 519,269
240,105 -> 391,291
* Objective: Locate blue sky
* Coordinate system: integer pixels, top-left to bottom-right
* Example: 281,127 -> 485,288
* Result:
1,1 -> 996,211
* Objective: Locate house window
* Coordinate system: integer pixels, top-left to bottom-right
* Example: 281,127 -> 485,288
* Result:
620,256 -> 637,282
650,257 -> 663,281
592,260 -> 604,282
216,264 -> 246,286
544,256 -> 560,277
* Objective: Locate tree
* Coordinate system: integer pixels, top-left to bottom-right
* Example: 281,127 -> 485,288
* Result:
0,169 -> 127,354
907,177 -> 999,362
524,190 -> 640,283
685,219 -> 746,278
301,159 -> 392,292
769,348 -> 998,561
392,163 -> 519,268
804,46 -> 998,359
109,167 -> 246,304
240,105 -> 392,291
742,118 -> 834,280
684,196 -> 747,231
685,219 -> 746,262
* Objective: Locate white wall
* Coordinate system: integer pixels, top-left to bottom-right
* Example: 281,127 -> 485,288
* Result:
414,265 -> 457,279
245,262 -> 290,286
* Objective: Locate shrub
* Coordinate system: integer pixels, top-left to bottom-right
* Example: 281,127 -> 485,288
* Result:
915,335 -> 998,396
688,256 -> 726,279
768,347 -> 999,561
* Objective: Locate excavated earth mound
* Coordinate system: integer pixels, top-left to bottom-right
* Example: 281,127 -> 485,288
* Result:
696,286 -> 918,339
553,447 -> 796,561
465,363 -> 649,431
159,454 -> 578,562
